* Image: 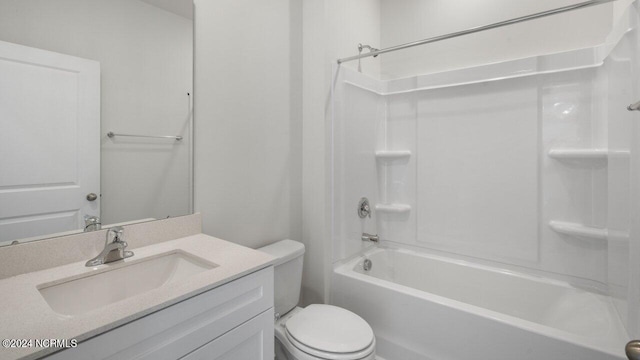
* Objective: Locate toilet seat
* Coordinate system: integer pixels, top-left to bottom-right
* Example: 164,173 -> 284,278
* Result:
284,304 -> 375,360
285,331 -> 375,360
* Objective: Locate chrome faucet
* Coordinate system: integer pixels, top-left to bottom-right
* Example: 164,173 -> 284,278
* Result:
85,226 -> 134,267
361,233 -> 379,243
358,197 -> 372,218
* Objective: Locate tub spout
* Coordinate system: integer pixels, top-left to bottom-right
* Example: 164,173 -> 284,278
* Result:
362,233 -> 379,243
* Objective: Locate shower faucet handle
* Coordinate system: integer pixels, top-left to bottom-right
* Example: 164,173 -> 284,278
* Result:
358,197 -> 371,218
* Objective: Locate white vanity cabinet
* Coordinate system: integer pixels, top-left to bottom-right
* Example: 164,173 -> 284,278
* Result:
45,267 -> 274,360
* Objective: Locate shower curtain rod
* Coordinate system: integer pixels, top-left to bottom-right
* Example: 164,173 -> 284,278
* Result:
336,0 -> 619,64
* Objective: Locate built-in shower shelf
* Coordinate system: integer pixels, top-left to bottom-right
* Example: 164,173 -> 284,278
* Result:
549,221 -> 608,241
375,150 -> 411,160
375,204 -> 411,213
548,149 -> 608,160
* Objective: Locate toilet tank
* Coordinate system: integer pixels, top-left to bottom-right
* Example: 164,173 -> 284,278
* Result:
258,240 -> 305,318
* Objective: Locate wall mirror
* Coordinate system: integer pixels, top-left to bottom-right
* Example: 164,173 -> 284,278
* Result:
0,0 -> 194,246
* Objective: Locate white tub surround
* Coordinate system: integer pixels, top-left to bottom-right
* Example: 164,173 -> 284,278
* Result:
548,148 -> 610,160
331,50 -> 621,278
0,215 -> 275,360
330,3 -> 640,358
332,2 -> 640,341
333,247 -> 627,360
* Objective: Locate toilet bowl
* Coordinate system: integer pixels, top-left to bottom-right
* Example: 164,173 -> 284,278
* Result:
259,240 -> 376,360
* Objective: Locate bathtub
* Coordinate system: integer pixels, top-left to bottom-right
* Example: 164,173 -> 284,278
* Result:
332,246 -> 628,360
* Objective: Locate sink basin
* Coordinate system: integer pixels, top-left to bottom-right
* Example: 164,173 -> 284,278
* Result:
38,251 -> 217,316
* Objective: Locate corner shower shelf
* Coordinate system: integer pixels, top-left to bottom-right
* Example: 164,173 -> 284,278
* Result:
549,221 -> 608,241
548,148 -> 608,160
375,204 -> 411,214
375,150 -> 411,160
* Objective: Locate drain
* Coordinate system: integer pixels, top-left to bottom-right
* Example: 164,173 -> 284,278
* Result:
363,258 -> 372,271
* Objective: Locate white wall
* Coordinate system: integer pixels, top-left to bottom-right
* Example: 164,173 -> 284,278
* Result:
301,0 -> 331,306
379,0 -> 615,79
193,0 -> 302,249
606,3 -> 640,336
0,0 -> 193,224
628,20 -> 640,335
326,1 -> 381,77
192,0 -> 381,306
300,0 -> 381,305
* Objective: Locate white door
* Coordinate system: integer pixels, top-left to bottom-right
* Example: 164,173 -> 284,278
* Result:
0,40 -> 100,245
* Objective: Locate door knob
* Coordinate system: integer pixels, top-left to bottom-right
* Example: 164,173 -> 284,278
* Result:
86,193 -> 98,201
626,340 -> 640,360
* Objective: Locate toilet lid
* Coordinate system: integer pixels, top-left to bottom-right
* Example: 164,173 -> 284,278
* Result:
285,304 -> 374,355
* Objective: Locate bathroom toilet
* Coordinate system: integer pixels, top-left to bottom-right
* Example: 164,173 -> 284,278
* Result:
259,240 -> 376,360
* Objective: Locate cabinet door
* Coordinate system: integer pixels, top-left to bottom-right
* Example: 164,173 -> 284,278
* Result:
182,309 -> 274,360
46,267 -> 273,360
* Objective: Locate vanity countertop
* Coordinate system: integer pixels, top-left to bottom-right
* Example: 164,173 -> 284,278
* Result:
0,234 -> 275,360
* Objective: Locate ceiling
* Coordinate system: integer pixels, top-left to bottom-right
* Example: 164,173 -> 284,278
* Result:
139,0 -> 193,20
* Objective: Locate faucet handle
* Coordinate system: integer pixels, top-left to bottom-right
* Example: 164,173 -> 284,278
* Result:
107,226 -> 125,243
358,197 -> 372,218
